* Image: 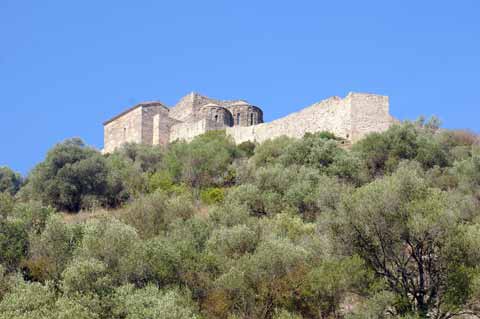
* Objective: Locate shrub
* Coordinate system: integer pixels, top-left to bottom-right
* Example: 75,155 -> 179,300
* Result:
251,136 -> 295,167
104,152 -> 145,202
273,309 -> 304,319
54,296 -> 100,319
206,224 -> 258,259
75,218 -> 143,284
26,215 -> 82,282
200,187 -> 225,205
62,258 -> 113,296
141,237 -> 182,286
165,131 -> 239,188
279,134 -> 340,169
113,285 -> 199,319
299,256 -> 371,318
353,121 -> 451,178
147,170 -> 174,193
0,218 -> 29,272
12,201 -> 55,235
0,192 -> 14,218
237,141 -> 256,157
0,279 -> 56,319
213,238 -> 309,318
116,142 -> 165,173
121,191 -> 194,239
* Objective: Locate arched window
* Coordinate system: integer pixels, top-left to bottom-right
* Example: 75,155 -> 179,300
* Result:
250,113 -> 254,125
214,115 -> 218,122
236,113 -> 240,125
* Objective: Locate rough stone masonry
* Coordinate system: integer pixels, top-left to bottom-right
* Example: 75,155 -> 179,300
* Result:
103,92 -> 395,153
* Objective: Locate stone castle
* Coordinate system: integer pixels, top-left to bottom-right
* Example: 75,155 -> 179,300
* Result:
103,92 -> 394,153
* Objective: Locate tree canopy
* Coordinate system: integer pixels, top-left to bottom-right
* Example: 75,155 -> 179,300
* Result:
1,122 -> 480,318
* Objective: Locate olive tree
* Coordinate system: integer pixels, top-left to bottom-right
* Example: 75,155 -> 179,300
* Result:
0,166 -> 22,195
27,138 -> 109,212
331,163 -> 480,318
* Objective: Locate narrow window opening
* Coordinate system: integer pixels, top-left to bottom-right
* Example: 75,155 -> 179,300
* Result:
236,113 -> 240,125
250,113 -> 254,125
123,127 -> 127,139
214,114 -> 218,122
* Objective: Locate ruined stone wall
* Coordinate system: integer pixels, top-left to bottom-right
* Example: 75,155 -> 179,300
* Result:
151,107 -> 171,146
228,103 -> 263,127
169,119 -> 208,142
169,117 -> 233,143
169,93 -> 196,122
142,105 -> 159,145
104,92 -> 393,152
169,93 -> 224,123
349,93 -> 391,142
199,105 -> 233,128
103,107 -> 143,153
225,93 -> 392,144
225,95 -> 352,144
169,92 -> 253,123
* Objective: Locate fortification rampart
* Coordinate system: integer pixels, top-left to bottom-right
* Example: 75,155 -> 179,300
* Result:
350,93 -> 391,141
170,119 -> 208,142
103,92 -> 393,153
225,95 -> 352,144
181,92 -> 391,144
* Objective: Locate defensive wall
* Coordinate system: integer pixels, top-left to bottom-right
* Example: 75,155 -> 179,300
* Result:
103,92 -> 393,153
172,92 -> 392,144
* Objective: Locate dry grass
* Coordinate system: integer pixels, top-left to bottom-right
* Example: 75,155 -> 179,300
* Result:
195,202 -> 211,219
61,200 -> 212,224
61,208 -> 123,224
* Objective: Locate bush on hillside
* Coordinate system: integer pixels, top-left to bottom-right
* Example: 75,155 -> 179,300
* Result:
0,166 -> 22,195
2,118 -> 480,318
200,187 -> 225,205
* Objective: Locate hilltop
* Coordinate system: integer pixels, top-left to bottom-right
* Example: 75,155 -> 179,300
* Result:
1,119 -> 480,318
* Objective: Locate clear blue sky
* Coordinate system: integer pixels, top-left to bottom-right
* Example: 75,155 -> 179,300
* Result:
1,1 -> 479,174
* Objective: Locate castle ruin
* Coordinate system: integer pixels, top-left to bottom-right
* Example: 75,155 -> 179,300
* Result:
103,92 -> 394,153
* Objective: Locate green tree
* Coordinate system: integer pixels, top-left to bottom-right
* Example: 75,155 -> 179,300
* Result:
298,256 -> 371,318
331,163 -> 480,317
353,122 -> 450,178
251,136 -> 295,167
165,131 -> 240,189
116,142 -> 165,173
27,138 -> 109,212
0,166 -> 22,195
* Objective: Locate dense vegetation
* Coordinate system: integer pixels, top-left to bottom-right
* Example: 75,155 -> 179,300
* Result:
1,118 -> 480,318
